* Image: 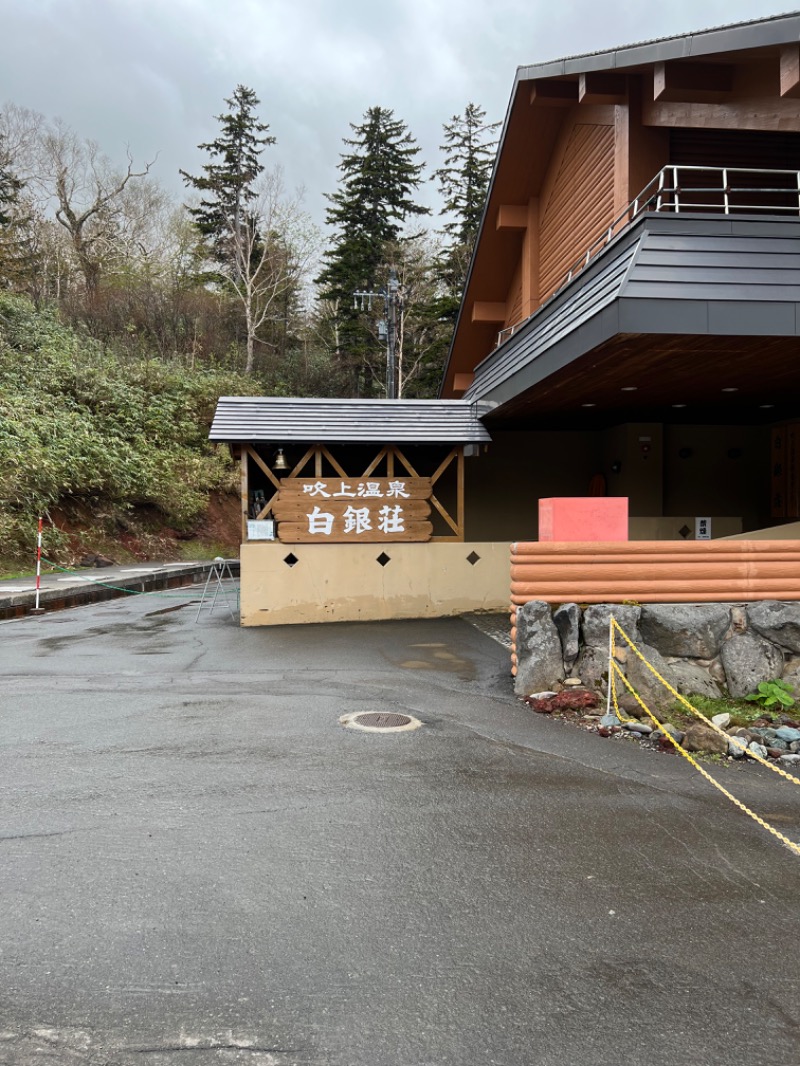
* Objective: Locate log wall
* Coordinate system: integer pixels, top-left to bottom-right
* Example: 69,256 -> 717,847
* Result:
509,539 -> 800,673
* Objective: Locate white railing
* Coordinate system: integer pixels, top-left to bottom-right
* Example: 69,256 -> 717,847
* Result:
495,165 -> 800,348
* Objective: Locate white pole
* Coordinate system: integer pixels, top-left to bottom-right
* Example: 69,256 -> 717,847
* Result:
34,517 -> 43,612
606,614 -> 613,717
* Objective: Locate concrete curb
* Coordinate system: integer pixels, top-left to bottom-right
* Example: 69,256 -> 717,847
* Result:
0,560 -> 241,621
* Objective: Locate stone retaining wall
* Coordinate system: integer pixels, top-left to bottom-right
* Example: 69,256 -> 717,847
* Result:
514,600 -> 800,705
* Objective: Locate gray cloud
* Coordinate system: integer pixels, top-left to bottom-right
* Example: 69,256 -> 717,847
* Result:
0,0 -> 779,226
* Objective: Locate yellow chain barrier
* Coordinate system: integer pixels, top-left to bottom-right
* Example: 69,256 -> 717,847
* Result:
608,617 -> 800,857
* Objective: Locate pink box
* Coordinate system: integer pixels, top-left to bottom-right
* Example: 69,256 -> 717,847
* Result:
539,497 -> 628,542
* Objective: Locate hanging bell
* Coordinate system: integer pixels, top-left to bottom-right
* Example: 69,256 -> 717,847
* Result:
273,447 -> 290,472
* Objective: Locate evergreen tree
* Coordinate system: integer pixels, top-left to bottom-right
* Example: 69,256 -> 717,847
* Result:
433,103 -> 499,333
317,106 -> 428,395
179,85 -> 275,271
435,103 -> 499,248
0,159 -> 22,228
0,138 -> 28,287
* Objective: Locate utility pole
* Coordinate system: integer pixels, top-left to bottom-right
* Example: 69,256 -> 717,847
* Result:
353,268 -> 403,399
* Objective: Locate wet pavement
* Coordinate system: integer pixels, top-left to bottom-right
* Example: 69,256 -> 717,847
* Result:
1,594 -> 799,1065
0,560 -> 240,620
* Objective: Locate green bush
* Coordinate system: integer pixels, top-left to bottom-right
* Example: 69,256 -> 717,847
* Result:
0,294 -> 260,563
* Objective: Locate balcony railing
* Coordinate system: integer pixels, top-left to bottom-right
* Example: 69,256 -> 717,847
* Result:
496,165 -> 800,347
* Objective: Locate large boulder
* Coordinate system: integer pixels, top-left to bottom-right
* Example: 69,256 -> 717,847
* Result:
553,603 -> 581,669
747,602 -> 800,654
582,604 -> 641,649
683,723 -> 729,755
720,633 -> 784,698
638,604 -> 730,659
668,660 -> 722,700
623,642 -> 677,716
514,601 -> 565,696
576,645 -> 610,695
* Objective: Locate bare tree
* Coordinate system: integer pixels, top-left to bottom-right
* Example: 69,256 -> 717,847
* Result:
36,121 -> 156,300
208,167 -> 319,375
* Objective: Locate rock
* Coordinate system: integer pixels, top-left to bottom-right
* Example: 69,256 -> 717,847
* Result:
767,748 -> 785,759
582,604 -> 641,649
762,728 -> 778,742
624,642 -> 677,715
662,723 -> 685,744
683,723 -> 729,754
624,721 -> 653,734
776,726 -> 800,743
707,659 -> 727,685
639,604 -> 731,659
728,737 -> 748,758
779,753 -> 800,765
719,633 -> 784,698
514,601 -> 565,697
553,603 -> 581,669
791,741 -> 800,753
728,727 -> 754,743
711,712 -> 731,729
731,605 -> 747,633
563,677 -> 582,687
669,660 -> 721,700
599,713 -> 621,728
747,742 -> 769,760
747,601 -> 800,654
576,645 -> 609,694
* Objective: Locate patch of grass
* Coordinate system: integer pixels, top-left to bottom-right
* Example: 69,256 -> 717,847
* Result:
660,692 -> 783,731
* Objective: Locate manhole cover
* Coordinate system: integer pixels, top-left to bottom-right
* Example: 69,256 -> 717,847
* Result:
356,712 -> 411,728
340,711 -> 422,733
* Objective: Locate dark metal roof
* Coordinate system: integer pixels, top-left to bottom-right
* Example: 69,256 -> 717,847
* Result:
517,12 -> 800,80
209,397 -> 493,444
439,11 -> 800,397
465,212 -> 800,411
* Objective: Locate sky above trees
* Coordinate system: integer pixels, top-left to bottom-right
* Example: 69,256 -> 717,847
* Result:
0,0 -> 776,226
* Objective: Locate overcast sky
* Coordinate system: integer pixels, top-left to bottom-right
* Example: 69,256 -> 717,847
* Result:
0,0 -> 787,226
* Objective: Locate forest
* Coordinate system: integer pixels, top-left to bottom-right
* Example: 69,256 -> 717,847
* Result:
0,89 -> 498,570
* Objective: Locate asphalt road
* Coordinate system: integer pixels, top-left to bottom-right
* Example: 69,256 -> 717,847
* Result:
1,592 -> 799,1065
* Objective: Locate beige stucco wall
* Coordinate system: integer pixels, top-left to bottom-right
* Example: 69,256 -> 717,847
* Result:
240,542 -> 511,626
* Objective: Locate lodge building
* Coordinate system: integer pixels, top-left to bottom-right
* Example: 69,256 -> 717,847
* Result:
211,12 -> 800,625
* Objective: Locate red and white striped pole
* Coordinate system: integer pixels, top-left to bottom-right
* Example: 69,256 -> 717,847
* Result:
34,516 -> 43,612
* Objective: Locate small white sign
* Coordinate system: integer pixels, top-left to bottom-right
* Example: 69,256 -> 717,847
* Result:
248,520 -> 276,541
696,517 -> 712,540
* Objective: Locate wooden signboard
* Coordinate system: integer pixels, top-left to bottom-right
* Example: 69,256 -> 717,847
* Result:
273,478 -> 433,543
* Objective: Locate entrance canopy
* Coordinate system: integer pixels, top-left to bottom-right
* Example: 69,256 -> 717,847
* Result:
210,397 -> 492,445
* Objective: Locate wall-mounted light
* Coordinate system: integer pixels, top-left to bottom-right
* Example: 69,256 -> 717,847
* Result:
273,448 -> 290,472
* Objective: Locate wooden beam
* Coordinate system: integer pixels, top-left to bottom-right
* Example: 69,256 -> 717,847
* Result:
471,301 -> 506,324
781,45 -> 800,99
642,97 -> 800,132
653,61 -> 734,103
320,444 -> 349,479
457,449 -> 465,540
362,447 -> 388,478
496,204 -> 528,231
530,79 -> 579,106
240,449 -> 249,543
245,445 -> 281,491
392,446 -> 420,478
579,72 -> 627,105
452,372 -> 475,394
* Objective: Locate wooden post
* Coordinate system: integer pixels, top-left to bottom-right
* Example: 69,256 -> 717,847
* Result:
457,448 -> 465,540
240,448 -> 249,544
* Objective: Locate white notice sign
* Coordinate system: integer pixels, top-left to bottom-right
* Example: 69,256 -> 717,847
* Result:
695,517 -> 711,540
247,520 -> 276,541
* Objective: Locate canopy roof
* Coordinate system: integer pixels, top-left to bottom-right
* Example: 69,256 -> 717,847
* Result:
209,397 -> 493,444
